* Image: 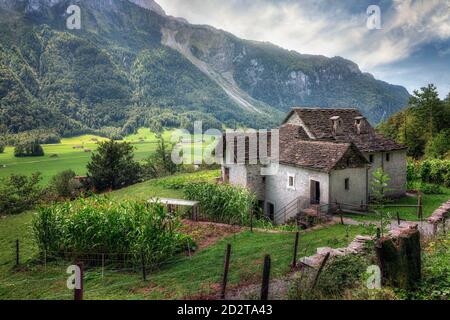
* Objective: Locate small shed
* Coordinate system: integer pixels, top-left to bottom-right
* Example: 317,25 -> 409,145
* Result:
148,198 -> 200,220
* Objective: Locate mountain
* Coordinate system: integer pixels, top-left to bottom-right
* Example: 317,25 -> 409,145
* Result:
0,0 -> 410,137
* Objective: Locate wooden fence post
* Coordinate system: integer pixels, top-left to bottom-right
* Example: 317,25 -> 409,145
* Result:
311,252 -> 331,290
260,255 -> 271,300
443,217 -> 447,236
291,232 -> 299,268
417,194 -> 423,220
74,262 -> 84,301
101,253 -> 105,280
141,251 -> 147,281
396,212 -> 401,226
15,239 -> 19,266
220,244 -> 232,299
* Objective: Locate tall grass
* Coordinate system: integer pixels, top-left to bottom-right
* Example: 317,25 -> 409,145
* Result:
32,197 -> 190,265
183,182 -> 256,225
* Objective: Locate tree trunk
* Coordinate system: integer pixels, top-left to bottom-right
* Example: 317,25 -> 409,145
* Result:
375,226 -> 421,290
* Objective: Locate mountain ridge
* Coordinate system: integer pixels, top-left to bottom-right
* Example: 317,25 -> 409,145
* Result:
0,0 -> 410,137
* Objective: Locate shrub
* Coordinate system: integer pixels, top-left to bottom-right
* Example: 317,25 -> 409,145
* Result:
317,254 -> 371,296
408,159 -> 450,187
141,136 -> 179,180
425,130 -> 450,159
183,182 -> 256,225
14,141 -> 44,157
87,140 -> 141,191
370,168 -> 392,204
49,170 -> 82,199
32,197 -> 191,265
288,254 -> 371,300
0,173 -> 43,214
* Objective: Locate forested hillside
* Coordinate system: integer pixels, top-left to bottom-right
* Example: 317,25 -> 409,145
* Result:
0,0 -> 410,139
378,84 -> 450,159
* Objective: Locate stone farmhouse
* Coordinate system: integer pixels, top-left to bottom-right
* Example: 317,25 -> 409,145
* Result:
221,108 -> 407,224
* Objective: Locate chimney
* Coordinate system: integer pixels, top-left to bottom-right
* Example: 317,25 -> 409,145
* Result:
354,116 -> 368,134
330,116 -> 343,136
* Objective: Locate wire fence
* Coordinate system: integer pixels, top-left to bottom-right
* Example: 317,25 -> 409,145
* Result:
5,231 -> 314,300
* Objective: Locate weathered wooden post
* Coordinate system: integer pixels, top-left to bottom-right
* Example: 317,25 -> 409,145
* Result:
375,226 -> 421,290
260,255 -> 271,300
220,244 -> 232,299
443,217 -> 447,236
417,193 -> 423,220
291,232 -> 300,268
311,252 -> 330,290
396,212 -> 401,226
74,262 -> 84,301
141,250 -> 147,281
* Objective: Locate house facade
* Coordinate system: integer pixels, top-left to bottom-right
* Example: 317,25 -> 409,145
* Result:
222,108 -> 407,224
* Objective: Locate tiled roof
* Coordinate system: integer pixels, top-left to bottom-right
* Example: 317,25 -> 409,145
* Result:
279,126 -> 368,172
222,125 -> 368,172
284,108 -> 407,152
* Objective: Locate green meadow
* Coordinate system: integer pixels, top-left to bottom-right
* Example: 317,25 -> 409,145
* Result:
0,128 -> 211,184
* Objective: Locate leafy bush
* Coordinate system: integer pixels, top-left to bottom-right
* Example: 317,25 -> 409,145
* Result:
288,254 -> 371,300
425,130 -> 450,159
0,173 -> 43,214
14,141 -> 44,157
183,182 -> 256,225
407,181 -> 444,195
141,136 -> 179,180
87,140 -> 141,191
409,159 -> 450,187
49,170 -> 82,199
32,197 -> 191,265
317,254 -> 371,296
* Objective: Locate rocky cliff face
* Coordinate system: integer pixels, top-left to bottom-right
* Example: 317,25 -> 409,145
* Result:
0,0 -> 410,135
128,0 -> 165,16
160,19 -> 410,123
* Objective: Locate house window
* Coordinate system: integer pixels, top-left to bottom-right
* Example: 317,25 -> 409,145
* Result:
369,154 -> 374,163
386,153 -> 390,162
345,178 -> 350,190
287,174 -> 295,189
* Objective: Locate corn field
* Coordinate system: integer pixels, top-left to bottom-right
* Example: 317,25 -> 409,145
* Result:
32,197 -> 191,266
183,182 -> 256,225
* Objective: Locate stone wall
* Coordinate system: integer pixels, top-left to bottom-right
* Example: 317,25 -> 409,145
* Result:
264,164 -> 329,224
365,149 -> 407,198
329,167 -> 368,206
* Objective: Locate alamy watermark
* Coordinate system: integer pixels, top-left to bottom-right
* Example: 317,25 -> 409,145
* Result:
170,121 -> 280,175
366,265 -> 382,289
367,5 -> 382,30
66,265 -> 82,290
66,5 -> 81,30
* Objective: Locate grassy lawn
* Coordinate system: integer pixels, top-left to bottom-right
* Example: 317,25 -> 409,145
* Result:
344,188 -> 450,222
0,128 -> 213,185
109,170 -> 221,201
0,208 -> 366,300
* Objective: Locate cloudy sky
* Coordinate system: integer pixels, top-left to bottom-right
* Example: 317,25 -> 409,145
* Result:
158,0 -> 450,98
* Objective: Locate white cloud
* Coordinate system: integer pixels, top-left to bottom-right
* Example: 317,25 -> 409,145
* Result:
158,0 -> 450,72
